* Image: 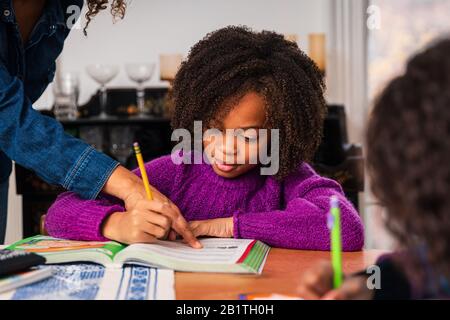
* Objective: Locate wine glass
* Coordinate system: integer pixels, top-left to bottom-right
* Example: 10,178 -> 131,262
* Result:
109,126 -> 134,165
53,72 -> 79,120
86,64 -> 119,119
125,63 -> 155,117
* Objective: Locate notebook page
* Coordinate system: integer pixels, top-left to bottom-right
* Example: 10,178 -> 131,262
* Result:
126,238 -> 254,264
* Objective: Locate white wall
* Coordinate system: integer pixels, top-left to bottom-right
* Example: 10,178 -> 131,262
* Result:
5,165 -> 22,244
35,0 -> 332,107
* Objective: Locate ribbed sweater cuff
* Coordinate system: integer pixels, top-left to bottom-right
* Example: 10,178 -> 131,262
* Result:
233,210 -> 243,239
73,204 -> 125,241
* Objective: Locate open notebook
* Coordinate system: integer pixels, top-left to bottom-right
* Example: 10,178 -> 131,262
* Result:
7,235 -> 270,274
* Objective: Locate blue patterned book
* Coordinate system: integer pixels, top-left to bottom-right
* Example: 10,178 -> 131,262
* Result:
0,264 -> 174,300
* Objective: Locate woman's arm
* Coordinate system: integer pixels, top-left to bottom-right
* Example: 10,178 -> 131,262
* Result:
0,63 -> 118,200
0,63 -> 158,207
46,156 -> 201,247
0,64 -> 118,199
0,64 -> 198,246
45,155 -> 175,241
233,166 -> 364,251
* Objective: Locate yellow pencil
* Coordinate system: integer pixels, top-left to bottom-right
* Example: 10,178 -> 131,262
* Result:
133,142 -> 153,200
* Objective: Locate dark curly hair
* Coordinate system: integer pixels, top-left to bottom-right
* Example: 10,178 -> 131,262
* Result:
367,38 -> 450,278
171,26 -> 327,180
83,0 -> 127,36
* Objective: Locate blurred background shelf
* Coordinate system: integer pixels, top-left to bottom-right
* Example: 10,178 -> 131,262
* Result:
16,93 -> 364,237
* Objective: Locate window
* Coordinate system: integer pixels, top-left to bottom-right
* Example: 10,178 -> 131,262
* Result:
365,0 -> 450,249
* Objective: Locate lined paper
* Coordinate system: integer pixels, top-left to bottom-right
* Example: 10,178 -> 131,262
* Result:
126,238 -> 254,264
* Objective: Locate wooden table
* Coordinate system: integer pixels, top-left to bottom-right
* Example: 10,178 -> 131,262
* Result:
1,245 -> 385,300
175,249 -> 386,300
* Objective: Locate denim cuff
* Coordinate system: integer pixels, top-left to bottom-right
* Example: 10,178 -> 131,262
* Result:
63,146 -> 120,200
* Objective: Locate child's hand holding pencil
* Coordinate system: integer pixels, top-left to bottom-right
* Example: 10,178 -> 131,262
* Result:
296,261 -> 373,300
295,196 -> 372,300
102,143 -> 202,248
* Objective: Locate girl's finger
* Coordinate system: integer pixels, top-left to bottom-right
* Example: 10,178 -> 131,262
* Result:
189,221 -> 200,228
296,285 -> 321,300
322,277 -> 368,300
168,230 -> 178,241
138,200 -> 202,249
299,261 -> 334,297
157,203 -> 202,249
322,289 -> 343,300
191,222 -> 207,237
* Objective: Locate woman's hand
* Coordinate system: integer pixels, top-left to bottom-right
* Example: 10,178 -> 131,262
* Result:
296,261 -> 374,300
104,166 -> 171,210
187,217 -> 234,238
102,166 -> 202,248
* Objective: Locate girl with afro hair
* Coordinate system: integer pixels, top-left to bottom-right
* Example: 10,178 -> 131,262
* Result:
45,26 -> 364,251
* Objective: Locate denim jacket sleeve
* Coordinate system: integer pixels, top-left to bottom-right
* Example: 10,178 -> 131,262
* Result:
0,63 -> 120,199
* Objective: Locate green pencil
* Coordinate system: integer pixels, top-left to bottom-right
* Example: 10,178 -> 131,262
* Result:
328,195 -> 343,288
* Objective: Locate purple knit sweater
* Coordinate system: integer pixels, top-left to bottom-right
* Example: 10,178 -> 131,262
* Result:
45,155 -> 364,251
